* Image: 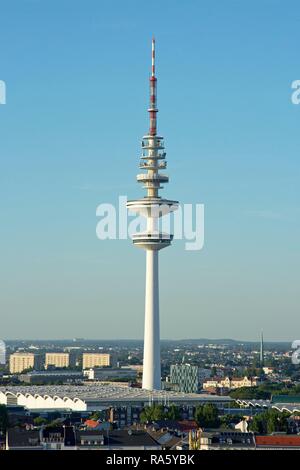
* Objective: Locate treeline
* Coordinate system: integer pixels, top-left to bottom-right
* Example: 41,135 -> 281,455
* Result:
250,409 -> 291,434
140,403 -> 243,430
230,383 -> 300,400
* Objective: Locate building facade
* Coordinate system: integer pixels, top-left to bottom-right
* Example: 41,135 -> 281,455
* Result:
45,353 -> 72,369
170,364 -> 199,394
82,353 -> 111,369
20,370 -> 83,384
203,376 -> 259,391
9,353 -> 41,374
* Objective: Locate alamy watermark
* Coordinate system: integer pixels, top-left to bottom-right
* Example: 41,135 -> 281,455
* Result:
291,80 -> 300,104
0,80 -> 6,104
96,196 -> 204,251
291,340 -> 300,365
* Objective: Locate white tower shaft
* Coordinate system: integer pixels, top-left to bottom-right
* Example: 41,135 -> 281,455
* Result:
142,250 -> 161,389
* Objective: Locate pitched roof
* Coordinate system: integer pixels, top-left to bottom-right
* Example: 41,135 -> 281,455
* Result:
84,419 -> 101,428
105,430 -> 160,447
178,420 -> 198,432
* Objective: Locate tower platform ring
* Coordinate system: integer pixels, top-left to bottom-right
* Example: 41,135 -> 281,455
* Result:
131,232 -> 173,250
127,198 -> 179,217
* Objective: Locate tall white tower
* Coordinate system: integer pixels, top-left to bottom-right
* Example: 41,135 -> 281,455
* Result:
127,39 -> 178,390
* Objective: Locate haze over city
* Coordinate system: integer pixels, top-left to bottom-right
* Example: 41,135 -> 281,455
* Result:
1,0 -> 299,341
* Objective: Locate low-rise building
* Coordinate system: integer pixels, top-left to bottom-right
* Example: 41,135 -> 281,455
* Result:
83,367 -> 137,382
203,376 -> 259,391
189,430 -> 255,450
6,427 -> 161,450
6,429 -> 43,450
20,370 -> 83,384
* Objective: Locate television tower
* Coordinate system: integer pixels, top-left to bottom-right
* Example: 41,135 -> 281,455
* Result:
127,39 -> 178,390
260,330 -> 264,367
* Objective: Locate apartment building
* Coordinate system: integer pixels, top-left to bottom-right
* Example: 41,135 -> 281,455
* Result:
45,353 -> 74,369
9,353 -> 42,374
82,353 -> 111,369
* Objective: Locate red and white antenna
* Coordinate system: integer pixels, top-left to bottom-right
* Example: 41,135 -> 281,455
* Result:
149,37 -> 157,136
152,36 -> 155,77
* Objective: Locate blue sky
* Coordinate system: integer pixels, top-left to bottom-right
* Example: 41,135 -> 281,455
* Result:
0,0 -> 299,340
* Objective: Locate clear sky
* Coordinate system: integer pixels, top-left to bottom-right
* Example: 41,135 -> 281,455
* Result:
0,0 -> 299,341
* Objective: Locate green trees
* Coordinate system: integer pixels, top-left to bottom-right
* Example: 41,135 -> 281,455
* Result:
140,405 -> 165,423
250,409 -> 289,434
229,386 -> 270,400
0,405 -> 8,433
139,404 -> 181,423
194,404 -> 220,428
219,414 -> 244,429
33,416 -> 48,426
230,383 -> 300,400
89,410 -> 105,421
166,404 -> 180,421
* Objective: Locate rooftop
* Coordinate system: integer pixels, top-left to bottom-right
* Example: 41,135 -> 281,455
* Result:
256,435 -> 300,447
0,384 -> 233,404
271,395 -> 300,404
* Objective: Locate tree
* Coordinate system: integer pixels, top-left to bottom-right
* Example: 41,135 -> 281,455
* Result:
140,405 -> 165,423
220,414 -> 244,429
89,410 -> 105,421
194,404 -> 220,428
251,414 -> 264,434
166,404 -> 180,421
33,416 -> 48,426
229,386 -> 270,400
249,409 -> 289,434
0,405 -> 8,433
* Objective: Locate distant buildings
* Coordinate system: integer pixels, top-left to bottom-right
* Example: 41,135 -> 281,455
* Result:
6,351 -> 112,374
45,352 -> 74,369
203,376 -> 260,391
82,353 -> 111,369
9,352 -> 42,374
262,366 -> 274,376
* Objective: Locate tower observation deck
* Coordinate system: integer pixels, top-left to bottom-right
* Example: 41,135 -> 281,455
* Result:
127,39 -> 178,390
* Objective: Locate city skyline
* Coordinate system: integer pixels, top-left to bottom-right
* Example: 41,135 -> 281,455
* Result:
0,1 -> 299,341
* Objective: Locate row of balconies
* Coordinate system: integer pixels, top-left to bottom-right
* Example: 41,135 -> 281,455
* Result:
140,152 -> 166,160
141,137 -> 164,151
137,174 -> 169,183
139,162 -> 167,170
